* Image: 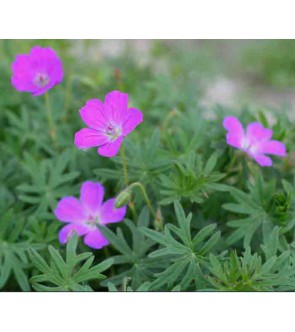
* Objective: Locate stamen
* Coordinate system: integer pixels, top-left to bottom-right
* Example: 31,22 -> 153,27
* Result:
34,73 -> 50,88
105,123 -> 122,141
85,215 -> 100,229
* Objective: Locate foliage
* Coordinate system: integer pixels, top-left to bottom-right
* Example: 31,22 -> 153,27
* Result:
1,40 -> 295,292
107,280 -> 152,292
17,151 -> 80,216
29,234 -> 112,291
223,172 -> 295,247
242,40 -> 295,87
159,152 -> 227,205
208,227 -> 295,291
0,209 -> 42,291
98,208 -> 162,289
141,202 -> 221,290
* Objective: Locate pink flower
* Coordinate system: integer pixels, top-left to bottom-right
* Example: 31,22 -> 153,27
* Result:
223,116 -> 286,167
54,181 -> 126,249
11,46 -> 63,96
74,91 -> 143,157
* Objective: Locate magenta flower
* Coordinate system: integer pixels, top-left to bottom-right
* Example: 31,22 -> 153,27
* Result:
74,91 -> 143,157
223,116 -> 286,167
11,46 -> 63,96
54,181 -> 126,249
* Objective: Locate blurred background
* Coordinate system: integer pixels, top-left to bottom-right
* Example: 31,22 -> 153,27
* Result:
2,40 -> 295,116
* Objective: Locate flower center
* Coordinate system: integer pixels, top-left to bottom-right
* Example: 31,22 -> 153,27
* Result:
241,137 -> 249,149
105,123 -> 122,141
34,73 -> 50,88
242,138 -> 259,155
85,215 -> 100,229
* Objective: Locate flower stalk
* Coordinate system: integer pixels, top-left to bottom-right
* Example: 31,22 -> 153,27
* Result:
116,181 -> 162,225
121,143 -> 129,186
45,92 -> 57,147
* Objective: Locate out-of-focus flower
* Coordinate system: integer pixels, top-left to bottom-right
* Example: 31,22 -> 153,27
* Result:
54,181 -> 126,249
223,116 -> 286,167
74,90 -> 143,157
11,46 -> 63,96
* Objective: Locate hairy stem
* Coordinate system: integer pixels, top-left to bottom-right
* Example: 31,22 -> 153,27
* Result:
120,144 -> 137,217
161,108 -> 180,141
45,92 -> 57,147
62,74 -> 72,123
128,182 -> 160,223
121,143 -> 129,186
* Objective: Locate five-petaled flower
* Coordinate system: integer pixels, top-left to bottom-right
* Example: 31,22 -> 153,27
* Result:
11,46 -> 63,96
54,181 -> 126,249
223,116 -> 286,167
74,90 -> 143,157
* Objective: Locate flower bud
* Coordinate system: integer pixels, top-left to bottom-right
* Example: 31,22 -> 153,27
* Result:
115,189 -> 131,208
154,207 -> 164,231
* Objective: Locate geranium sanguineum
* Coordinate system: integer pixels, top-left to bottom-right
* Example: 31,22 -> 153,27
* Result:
11,46 -> 63,96
223,116 -> 286,167
54,181 -> 126,249
74,90 -> 143,157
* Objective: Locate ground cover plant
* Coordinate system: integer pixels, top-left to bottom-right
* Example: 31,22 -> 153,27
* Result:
1,40 -> 295,292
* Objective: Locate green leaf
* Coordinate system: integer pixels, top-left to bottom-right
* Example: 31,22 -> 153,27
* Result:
159,151 -> 225,205
99,210 -> 159,289
29,234 -> 111,291
142,202 -> 221,290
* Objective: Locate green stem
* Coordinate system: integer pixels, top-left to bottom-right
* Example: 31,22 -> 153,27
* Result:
45,92 -> 57,147
122,277 -> 131,291
162,109 -> 180,131
120,144 -> 138,218
62,74 -> 72,123
121,143 -> 129,186
128,182 -> 159,223
128,200 -> 138,220
161,109 -> 180,142
227,151 -> 238,173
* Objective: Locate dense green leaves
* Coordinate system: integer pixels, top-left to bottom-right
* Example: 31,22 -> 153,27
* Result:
141,202 -> 221,290
99,208 -> 162,289
1,40 -> 295,292
223,172 -> 295,247
107,280 -> 152,292
94,130 -> 173,193
0,210 -> 42,291
208,246 -> 295,291
159,152 -> 227,205
18,151 -> 80,215
29,234 -> 112,291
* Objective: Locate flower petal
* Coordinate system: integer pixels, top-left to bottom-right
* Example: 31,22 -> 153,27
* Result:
30,46 -> 58,60
29,46 -> 63,86
54,197 -> 86,223
79,99 -> 108,130
223,116 -> 244,133
246,122 -> 273,143
80,181 -> 104,215
11,55 -> 35,92
98,136 -> 124,157
226,133 -> 244,149
252,154 -> 273,167
74,128 -> 109,149
58,223 -> 88,244
84,228 -> 109,249
104,90 -> 128,124
100,198 -> 127,225
11,46 -> 63,96
260,140 -> 286,157
122,108 -> 144,136
223,116 -> 245,149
